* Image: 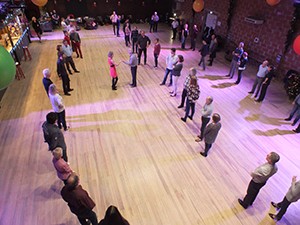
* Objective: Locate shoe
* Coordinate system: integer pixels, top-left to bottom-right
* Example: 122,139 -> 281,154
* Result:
285,117 -> 291,121
169,91 -> 174,94
68,89 -> 74,92
248,91 -> 254,94
160,83 -> 165,86
64,126 -> 70,131
268,213 -> 278,221
291,121 -> 297,126
235,82 -> 239,84
168,83 -> 172,87
75,70 -> 80,73
254,99 -> 261,103
238,199 -> 247,209
76,55 -> 79,58
195,137 -> 202,142
200,152 -> 207,157
69,71 -> 73,75
271,202 -> 280,210
181,117 -> 186,122
178,105 -> 184,108
188,116 -> 193,120
64,93 -> 71,96
293,129 -> 300,133
170,94 -> 176,97
254,95 -> 258,98
130,84 -> 136,88
80,56 -> 83,59
225,75 -> 230,77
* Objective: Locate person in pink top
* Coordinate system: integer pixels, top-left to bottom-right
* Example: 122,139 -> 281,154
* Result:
108,51 -> 119,90
52,147 -> 73,184
153,38 -> 161,68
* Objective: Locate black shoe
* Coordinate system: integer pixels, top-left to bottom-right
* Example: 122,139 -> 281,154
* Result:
225,75 -> 230,77
238,199 -> 247,209
64,93 -> 71,96
254,95 -> 258,98
75,70 -> 80,73
68,88 -> 74,92
284,117 -> 291,121
291,121 -> 297,126
234,82 -> 239,84
130,84 -> 136,88
248,91 -> 254,94
181,117 -> 186,122
76,55 -> 79,58
188,116 -> 193,120
268,213 -> 278,221
64,126 -> 70,131
255,99 -> 261,103
200,152 -> 207,157
293,129 -> 300,133
69,71 -> 73,75
271,202 -> 280,210
178,105 -> 184,108
160,83 -> 165,86
168,83 -> 172,87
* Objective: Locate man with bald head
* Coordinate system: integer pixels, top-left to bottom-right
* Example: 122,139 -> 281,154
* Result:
61,174 -> 98,225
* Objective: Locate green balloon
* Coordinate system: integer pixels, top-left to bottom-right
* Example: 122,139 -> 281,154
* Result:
0,46 -> 16,91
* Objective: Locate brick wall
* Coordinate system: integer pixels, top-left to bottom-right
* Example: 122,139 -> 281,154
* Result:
177,0 -> 300,77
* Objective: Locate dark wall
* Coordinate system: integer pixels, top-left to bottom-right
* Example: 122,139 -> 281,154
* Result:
44,0 -> 172,21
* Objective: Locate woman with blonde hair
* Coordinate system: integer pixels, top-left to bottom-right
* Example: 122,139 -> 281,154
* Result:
108,51 -> 119,90
52,147 -> 73,184
48,84 -> 68,131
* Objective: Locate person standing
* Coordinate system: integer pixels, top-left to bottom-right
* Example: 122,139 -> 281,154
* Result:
255,65 -> 275,102
178,19 -> 184,42
70,29 -> 83,58
124,23 -> 131,47
178,68 -> 197,108
285,93 -> 300,126
152,12 -> 159,32
108,51 -> 119,90
181,23 -> 189,49
131,26 -> 139,53
171,19 -> 179,40
98,205 -> 130,225
293,123 -> 300,133
52,147 -> 72,184
181,76 -> 200,122
61,174 -> 98,225
208,34 -> 218,66
153,38 -> 161,68
62,40 -> 80,75
110,11 -> 118,35
198,40 -> 209,71
195,96 -> 214,142
42,68 -> 53,96
248,59 -> 269,97
190,24 -> 198,51
123,50 -> 138,87
170,55 -> 184,97
200,113 -> 222,157
31,16 -> 42,42
160,48 -> 178,86
269,176 -> 300,221
137,30 -> 151,65
238,152 -> 280,209
57,45 -> 73,96
42,112 -> 68,162
116,16 -> 121,37
226,42 -> 244,78
235,52 -> 248,84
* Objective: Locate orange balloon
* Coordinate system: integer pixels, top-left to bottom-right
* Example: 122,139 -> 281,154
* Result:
293,35 -> 300,55
266,0 -> 281,6
31,0 -> 48,7
193,0 -> 204,13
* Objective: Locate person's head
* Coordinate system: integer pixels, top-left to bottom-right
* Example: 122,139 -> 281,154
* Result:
66,173 -> 79,190
268,65 -> 274,71
113,11 -> 116,15
32,17 -> 36,22
70,29 -> 75,33
63,40 -> 68,46
108,51 -> 114,58
43,68 -> 51,78
48,84 -> 57,95
189,67 -> 197,76
211,34 -> 216,40
155,38 -> 159,44
262,59 -> 269,67
239,42 -> 244,49
103,205 -> 129,225
141,30 -> 145,36
171,48 -> 176,55
63,30 -> 69,36
206,96 -> 213,105
212,113 -> 221,123
184,23 -> 188,29
61,17 -> 65,21
154,12 -> 157,15
243,52 -> 248,58
46,112 -> 58,124
133,26 -> 137,30
56,44 -> 62,52
193,24 -> 197,29
52,147 -> 63,160
266,152 -> 280,165
178,55 -> 184,63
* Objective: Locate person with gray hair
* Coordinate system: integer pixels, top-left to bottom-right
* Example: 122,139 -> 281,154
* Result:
42,68 -> 53,96
238,152 -> 280,209
52,147 -> 72,184
123,50 -> 138,87
178,67 -> 197,108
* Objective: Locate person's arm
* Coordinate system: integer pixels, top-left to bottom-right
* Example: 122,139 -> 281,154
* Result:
147,37 -> 151,47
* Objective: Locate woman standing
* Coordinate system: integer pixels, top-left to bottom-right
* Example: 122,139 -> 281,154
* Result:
153,38 -> 161,68
48,84 -> 69,131
170,55 -> 184,97
181,76 -> 200,122
108,51 -> 119,90
31,17 -> 42,42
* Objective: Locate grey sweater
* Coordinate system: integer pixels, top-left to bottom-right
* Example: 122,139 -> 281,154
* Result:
286,181 -> 300,202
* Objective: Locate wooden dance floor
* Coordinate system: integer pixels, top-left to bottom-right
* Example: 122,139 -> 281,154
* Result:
0,24 -> 299,225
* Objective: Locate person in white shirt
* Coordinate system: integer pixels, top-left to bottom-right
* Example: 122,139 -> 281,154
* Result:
110,11 -> 118,35
62,40 -> 80,75
171,19 -> 179,40
160,48 -> 178,86
248,59 -> 269,97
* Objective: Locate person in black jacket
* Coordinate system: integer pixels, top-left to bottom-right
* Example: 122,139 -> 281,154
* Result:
42,68 -> 53,96
137,30 -> 151,65
32,17 -> 42,42
235,52 -> 248,84
99,205 -> 130,225
208,34 -> 218,66
131,26 -> 139,53
255,65 -> 275,102
198,40 -> 209,71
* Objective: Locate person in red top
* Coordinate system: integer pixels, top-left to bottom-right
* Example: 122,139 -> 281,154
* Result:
108,51 -> 119,90
61,174 -> 98,225
63,30 -> 71,45
153,38 -> 161,68
52,147 -> 72,184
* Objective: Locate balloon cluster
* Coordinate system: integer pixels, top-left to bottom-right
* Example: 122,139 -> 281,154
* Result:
0,46 -> 16,91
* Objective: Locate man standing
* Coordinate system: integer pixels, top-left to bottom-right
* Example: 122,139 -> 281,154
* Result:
137,30 -> 151,65
171,19 -> 179,40
70,29 -> 83,58
190,24 -> 198,51
226,42 -> 244,78
269,176 -> 300,221
42,112 -> 68,162
131,26 -> 139,53
285,93 -> 300,126
248,59 -> 269,97
255,65 -> 275,102
123,50 -> 138,87
238,152 -> 280,209
42,68 -> 53,96
198,40 -> 209,71
200,113 -> 222,157
110,11 -> 118,35
160,48 -> 178,86
195,96 -> 214,142
150,12 -> 159,33
61,174 -> 98,225
234,52 -> 248,84
208,34 -> 218,66
62,40 -> 80,75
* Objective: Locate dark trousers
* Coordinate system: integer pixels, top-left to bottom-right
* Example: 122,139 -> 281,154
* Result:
288,104 -> 300,120
191,38 -> 196,50
243,180 -> 266,207
112,22 -> 117,35
236,69 -> 244,84
57,110 -> 67,130
138,48 -> 147,64
250,76 -> 264,97
183,99 -> 195,120
112,77 -> 118,89
172,28 -> 177,39
257,83 -> 269,101
65,56 -> 77,73
181,37 -> 186,49
125,35 -> 130,46
154,54 -> 159,67
204,143 -> 212,155
132,39 -> 138,53
72,42 -> 82,58
179,88 -> 187,107
131,66 -> 137,86
200,117 -> 210,139
199,56 -> 206,70
276,197 -> 292,220
77,210 -> 98,225
153,22 -> 158,32
161,68 -> 173,85
178,31 -> 182,41
61,74 -> 70,94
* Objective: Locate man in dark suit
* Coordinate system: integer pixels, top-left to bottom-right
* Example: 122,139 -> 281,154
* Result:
42,68 -> 53,96
200,113 -> 222,157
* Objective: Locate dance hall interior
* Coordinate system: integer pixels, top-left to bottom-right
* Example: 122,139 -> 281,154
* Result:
0,0 -> 300,225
